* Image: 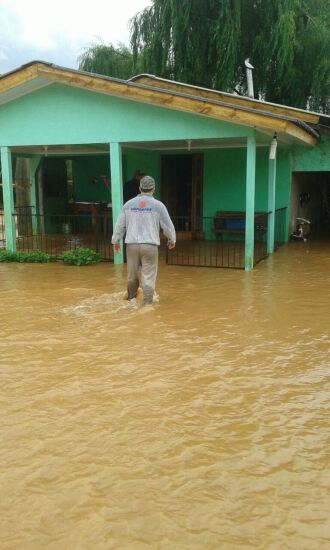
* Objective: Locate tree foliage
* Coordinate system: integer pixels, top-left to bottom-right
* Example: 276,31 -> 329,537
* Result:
130,0 -> 330,112
78,41 -> 136,80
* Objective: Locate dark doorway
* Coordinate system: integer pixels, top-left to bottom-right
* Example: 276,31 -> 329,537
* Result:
290,171 -> 330,237
161,154 -> 203,232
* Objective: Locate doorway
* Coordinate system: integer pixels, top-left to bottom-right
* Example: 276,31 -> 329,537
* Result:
161,154 -> 203,233
290,171 -> 330,237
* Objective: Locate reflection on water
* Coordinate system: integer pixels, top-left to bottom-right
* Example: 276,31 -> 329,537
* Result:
1,242 -> 329,549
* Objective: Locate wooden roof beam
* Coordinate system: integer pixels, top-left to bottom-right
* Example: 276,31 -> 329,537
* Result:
0,64 -> 39,93
131,75 -> 320,125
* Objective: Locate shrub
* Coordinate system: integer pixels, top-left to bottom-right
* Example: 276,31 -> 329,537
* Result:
61,247 -> 101,266
15,250 -> 52,263
0,250 -> 17,262
0,250 -> 52,262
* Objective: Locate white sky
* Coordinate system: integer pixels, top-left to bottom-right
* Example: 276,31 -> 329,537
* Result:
0,0 -> 152,74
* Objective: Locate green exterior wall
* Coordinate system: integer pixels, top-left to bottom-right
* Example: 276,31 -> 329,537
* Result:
72,156 -> 111,203
203,147 -> 291,218
115,145 -> 292,221
121,145 -> 292,245
0,83 -> 252,146
292,136 -> 330,172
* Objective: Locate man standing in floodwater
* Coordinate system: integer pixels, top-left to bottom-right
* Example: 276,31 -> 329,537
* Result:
111,175 -> 176,305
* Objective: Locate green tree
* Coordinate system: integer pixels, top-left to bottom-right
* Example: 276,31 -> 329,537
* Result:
78,40 -> 136,80
130,0 -> 330,112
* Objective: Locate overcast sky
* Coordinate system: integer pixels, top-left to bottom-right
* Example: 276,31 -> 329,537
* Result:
0,0 -> 152,74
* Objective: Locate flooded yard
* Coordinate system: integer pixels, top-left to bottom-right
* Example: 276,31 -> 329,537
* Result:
1,241 -> 329,549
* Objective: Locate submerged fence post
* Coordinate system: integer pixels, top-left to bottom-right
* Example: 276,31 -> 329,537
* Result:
267,137 -> 277,254
245,134 -> 256,271
110,142 -> 124,264
1,146 -> 16,252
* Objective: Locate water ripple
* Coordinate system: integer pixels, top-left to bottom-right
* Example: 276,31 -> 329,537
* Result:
1,248 -> 329,549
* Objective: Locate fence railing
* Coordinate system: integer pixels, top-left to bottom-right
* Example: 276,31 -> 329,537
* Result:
10,212 -> 114,261
274,207 -> 287,249
166,216 -> 244,268
167,213 -> 269,269
254,212 -> 268,264
1,207 -> 286,267
0,207 -> 30,245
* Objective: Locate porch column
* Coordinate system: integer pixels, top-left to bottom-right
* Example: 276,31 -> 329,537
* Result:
1,146 -> 16,252
267,138 -> 277,253
109,142 -> 124,264
29,156 -> 41,235
245,135 -> 256,271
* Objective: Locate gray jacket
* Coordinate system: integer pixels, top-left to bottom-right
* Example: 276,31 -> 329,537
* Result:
111,194 -> 176,246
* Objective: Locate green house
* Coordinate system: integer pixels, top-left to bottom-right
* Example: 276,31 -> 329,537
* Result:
0,61 -> 329,270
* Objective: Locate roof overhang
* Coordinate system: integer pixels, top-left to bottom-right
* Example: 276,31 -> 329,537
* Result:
129,74 -> 322,124
0,61 -> 323,147
10,137 -> 273,157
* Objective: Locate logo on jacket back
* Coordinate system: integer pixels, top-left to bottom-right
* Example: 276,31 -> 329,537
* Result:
130,199 -> 152,212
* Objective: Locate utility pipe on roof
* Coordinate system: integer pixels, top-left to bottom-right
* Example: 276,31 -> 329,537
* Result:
245,58 -> 254,99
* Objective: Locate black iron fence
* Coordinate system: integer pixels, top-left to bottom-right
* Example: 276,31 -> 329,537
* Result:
254,212 -> 268,263
1,207 -> 34,248
167,212 -> 269,269
274,207 -> 287,249
167,216 -> 245,268
11,212 -> 113,261
1,207 -> 287,268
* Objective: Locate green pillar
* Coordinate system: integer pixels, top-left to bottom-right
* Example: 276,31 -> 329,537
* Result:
245,135 -> 256,271
267,155 -> 277,254
1,146 -> 16,252
29,156 -> 41,235
110,142 -> 124,264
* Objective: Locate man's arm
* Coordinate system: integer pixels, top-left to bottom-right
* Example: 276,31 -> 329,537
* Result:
111,209 -> 126,251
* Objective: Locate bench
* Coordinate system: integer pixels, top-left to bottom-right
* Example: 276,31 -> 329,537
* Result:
213,211 -> 267,240
213,211 -> 245,240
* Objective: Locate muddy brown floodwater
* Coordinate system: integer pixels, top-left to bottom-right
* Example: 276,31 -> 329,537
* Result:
1,241 -> 330,549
